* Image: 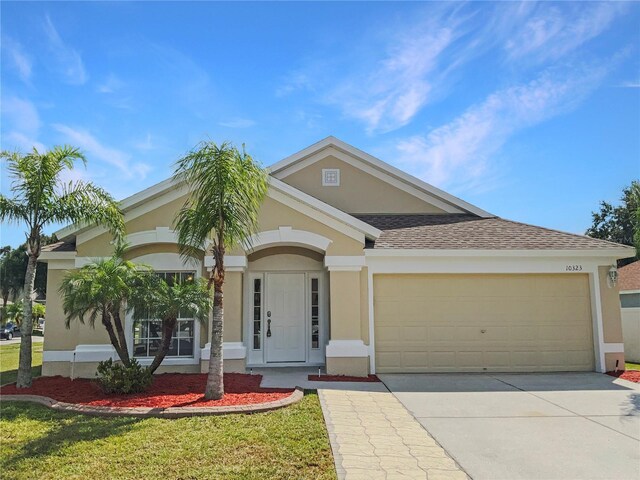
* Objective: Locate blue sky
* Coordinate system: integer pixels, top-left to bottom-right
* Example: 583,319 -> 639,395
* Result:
1,1 -> 639,248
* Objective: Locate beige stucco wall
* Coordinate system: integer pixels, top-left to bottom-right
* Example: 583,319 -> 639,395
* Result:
282,155 -> 447,214
326,357 -> 369,377
599,266 -> 624,343
329,270 -> 362,340
43,268 -> 80,351
248,247 -> 324,271
360,267 -> 369,345
223,271 -> 243,343
43,361 -> 201,378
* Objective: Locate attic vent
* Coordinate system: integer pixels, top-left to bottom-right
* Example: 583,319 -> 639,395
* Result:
322,168 -> 340,186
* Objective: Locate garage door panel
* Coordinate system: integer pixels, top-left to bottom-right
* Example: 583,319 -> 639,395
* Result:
374,274 -> 594,373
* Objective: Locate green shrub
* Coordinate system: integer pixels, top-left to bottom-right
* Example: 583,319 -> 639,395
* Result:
95,358 -> 152,394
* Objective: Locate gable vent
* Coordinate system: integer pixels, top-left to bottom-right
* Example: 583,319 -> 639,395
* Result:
322,168 -> 340,186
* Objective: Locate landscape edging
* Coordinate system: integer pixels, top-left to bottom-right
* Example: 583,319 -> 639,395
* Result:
1,387 -> 304,418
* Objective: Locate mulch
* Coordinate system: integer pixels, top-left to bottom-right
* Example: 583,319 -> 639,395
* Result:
607,370 -> 640,384
0,373 -> 293,408
308,374 -> 380,383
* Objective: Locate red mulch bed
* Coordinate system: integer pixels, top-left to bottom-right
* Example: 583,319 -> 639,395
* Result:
308,374 -> 380,383
0,373 -> 293,408
607,370 -> 640,384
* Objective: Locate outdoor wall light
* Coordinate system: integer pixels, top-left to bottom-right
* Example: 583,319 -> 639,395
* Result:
607,264 -> 618,288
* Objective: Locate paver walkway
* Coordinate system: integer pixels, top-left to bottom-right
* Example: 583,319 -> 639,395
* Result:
319,388 -> 469,480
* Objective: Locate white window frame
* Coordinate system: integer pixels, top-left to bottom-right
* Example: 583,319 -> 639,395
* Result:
125,253 -> 202,366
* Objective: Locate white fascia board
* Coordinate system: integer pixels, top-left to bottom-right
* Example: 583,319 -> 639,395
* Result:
324,256 -> 366,271
269,177 -> 381,239
364,248 -> 634,259
620,289 -> 640,295
39,251 -> 77,261
269,136 -> 493,218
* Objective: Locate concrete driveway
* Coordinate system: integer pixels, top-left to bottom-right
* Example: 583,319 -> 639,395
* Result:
380,372 -> 640,480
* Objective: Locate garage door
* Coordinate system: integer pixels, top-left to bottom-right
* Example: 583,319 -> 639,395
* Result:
374,274 -> 594,373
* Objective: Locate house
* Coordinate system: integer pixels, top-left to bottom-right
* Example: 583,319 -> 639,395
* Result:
619,261 -> 640,363
39,137 -> 635,377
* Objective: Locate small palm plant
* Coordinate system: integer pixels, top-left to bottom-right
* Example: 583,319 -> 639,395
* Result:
60,247 -> 150,366
174,141 -> 268,399
130,275 -> 212,374
0,146 -> 124,387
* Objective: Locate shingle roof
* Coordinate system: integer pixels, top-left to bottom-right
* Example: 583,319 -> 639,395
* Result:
619,261 -> 640,291
42,240 -> 76,252
355,214 -> 630,250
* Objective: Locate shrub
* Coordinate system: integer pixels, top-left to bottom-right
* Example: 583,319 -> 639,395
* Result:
95,358 -> 152,394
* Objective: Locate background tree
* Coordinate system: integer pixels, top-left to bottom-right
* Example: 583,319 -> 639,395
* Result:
174,141 -> 268,399
3,300 -> 45,325
0,235 -> 55,319
586,180 -> 640,266
0,146 -> 124,388
60,248 -> 148,366
130,275 -> 211,373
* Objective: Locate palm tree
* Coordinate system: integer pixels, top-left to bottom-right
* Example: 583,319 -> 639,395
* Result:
130,275 -> 212,374
60,248 -> 149,365
173,141 -> 268,399
0,146 -> 125,387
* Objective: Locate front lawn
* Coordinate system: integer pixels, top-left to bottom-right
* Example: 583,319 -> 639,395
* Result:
626,362 -> 640,371
1,393 -> 335,480
0,341 -> 43,385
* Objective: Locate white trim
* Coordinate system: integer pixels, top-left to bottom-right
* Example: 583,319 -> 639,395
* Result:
129,252 -> 201,271
621,289 -> 640,295
43,344 -> 117,363
324,255 -> 365,271
325,340 -> 369,358
201,342 -> 247,360
269,136 -> 493,217
47,259 -> 76,270
55,167 -> 380,244
322,168 -> 340,186
204,255 -> 247,272
75,257 -> 107,268
364,248 -> 634,259
39,251 -> 76,261
602,343 -> 625,354
269,177 -> 380,239
246,227 -> 333,253
367,267 -> 376,374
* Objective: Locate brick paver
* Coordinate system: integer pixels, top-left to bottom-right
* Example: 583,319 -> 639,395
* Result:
319,388 -> 469,480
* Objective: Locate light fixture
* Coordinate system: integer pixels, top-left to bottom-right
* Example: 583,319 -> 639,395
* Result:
607,264 -> 618,288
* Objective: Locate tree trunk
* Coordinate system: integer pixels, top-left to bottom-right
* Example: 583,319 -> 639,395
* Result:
111,309 -> 130,365
205,278 -> 224,400
148,319 -> 176,374
103,310 -> 129,366
16,254 -> 37,388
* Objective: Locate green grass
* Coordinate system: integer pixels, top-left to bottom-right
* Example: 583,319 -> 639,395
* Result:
0,341 -> 43,385
626,362 -> 640,371
0,342 -> 335,479
0,394 -> 335,480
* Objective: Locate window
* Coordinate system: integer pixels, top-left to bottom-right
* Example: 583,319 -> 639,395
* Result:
322,168 -> 340,186
311,277 -> 319,349
621,293 -> 640,308
252,278 -> 262,350
133,271 -> 196,358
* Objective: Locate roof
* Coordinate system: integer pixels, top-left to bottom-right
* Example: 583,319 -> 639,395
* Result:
42,240 -> 76,252
269,136 -> 493,218
355,214 -> 634,252
619,261 -> 640,291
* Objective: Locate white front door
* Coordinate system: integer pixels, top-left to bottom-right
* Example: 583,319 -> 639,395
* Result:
266,273 -> 306,362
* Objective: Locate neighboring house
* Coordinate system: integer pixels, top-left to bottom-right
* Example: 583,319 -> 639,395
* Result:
619,261 -> 640,363
39,137 -> 635,377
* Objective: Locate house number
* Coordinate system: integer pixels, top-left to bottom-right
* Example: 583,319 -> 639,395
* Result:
565,265 -> 583,272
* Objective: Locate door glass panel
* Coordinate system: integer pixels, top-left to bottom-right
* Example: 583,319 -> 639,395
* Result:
311,278 -> 319,349
253,278 -> 262,350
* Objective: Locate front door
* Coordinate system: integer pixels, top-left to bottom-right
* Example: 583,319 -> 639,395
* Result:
265,273 -> 306,362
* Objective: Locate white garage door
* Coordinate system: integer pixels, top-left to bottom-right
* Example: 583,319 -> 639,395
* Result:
374,274 -> 594,373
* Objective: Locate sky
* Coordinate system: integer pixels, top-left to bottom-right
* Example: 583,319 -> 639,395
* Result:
1,1 -> 639,248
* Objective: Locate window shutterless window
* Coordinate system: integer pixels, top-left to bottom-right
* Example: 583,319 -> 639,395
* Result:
133,271 -> 196,358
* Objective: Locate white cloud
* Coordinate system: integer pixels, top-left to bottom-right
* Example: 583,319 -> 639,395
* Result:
504,3 -> 627,63
2,37 -> 32,82
619,81 -> 640,88
43,15 -> 87,85
0,96 -> 44,151
133,133 -> 155,151
97,74 -> 124,94
52,124 -> 151,179
327,16 -> 461,133
395,62 -> 612,191
218,118 -> 256,128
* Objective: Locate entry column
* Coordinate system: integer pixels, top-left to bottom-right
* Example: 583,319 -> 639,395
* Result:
325,256 -> 369,376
